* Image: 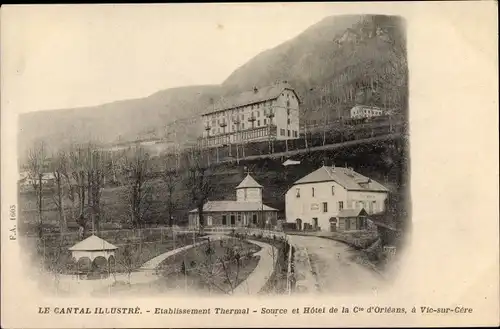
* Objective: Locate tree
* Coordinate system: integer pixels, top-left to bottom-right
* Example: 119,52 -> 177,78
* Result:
68,146 -> 89,237
67,142 -> 109,237
49,150 -> 69,235
185,149 -> 217,233
27,140 -> 47,239
87,146 -> 108,233
121,146 -> 153,229
162,167 -> 179,227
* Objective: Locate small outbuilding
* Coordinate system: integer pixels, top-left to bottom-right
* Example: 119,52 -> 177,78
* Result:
69,235 -> 118,277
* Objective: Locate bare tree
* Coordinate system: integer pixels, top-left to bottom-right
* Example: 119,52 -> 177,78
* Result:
122,146 -> 153,229
27,140 -> 47,239
68,146 -> 89,238
49,150 -> 69,235
162,167 -> 179,227
66,143 -> 108,237
87,145 -> 108,233
185,149 -> 216,233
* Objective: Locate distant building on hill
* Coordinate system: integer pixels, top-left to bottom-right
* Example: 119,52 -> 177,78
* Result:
285,165 -> 389,232
350,105 -> 385,119
188,174 -> 278,229
199,82 -> 301,148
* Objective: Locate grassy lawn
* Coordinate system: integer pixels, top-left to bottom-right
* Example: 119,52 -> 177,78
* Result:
157,237 -> 261,295
103,237 -> 262,296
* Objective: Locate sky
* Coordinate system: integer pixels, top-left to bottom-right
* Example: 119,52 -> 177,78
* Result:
2,4 -> 335,113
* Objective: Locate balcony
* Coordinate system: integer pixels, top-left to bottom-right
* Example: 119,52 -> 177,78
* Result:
232,115 -> 241,124
264,108 -> 275,118
198,124 -> 277,148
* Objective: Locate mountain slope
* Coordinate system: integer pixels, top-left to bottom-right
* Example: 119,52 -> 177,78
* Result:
18,85 -> 222,158
18,14 -> 407,159
223,15 -> 407,120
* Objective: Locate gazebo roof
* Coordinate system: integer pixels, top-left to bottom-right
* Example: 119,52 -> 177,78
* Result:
69,235 -> 118,251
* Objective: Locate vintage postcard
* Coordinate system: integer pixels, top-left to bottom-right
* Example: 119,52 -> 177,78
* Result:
1,2 -> 498,328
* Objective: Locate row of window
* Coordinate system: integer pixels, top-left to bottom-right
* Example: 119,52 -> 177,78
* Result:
210,118 -> 277,135
207,101 -> 277,121
280,129 -> 298,137
319,200 -> 377,213
317,200 -> 377,213
221,213 -> 258,225
296,186 -> 336,198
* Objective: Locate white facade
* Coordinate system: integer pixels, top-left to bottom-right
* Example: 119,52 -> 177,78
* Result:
350,105 -> 384,119
285,166 -> 389,232
200,85 -> 300,147
286,181 -> 388,231
236,187 -> 262,203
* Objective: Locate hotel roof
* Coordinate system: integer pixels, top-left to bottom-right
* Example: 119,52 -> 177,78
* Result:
293,166 -> 389,192
202,82 -> 300,116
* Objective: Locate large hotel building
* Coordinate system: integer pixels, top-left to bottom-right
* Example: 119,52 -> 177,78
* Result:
199,82 -> 301,147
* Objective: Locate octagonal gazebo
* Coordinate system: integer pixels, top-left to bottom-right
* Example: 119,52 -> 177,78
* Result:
69,235 -> 118,279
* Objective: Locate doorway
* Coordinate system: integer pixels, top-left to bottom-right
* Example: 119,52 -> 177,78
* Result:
329,218 -> 337,232
230,215 -> 235,225
296,218 -> 302,231
312,218 -> 318,230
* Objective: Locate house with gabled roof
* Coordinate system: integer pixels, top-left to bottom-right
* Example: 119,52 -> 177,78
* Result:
188,174 -> 278,229
285,165 -> 389,232
199,82 -> 301,148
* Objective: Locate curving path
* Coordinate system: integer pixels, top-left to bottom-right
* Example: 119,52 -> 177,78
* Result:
288,234 -> 386,295
231,239 -> 277,295
49,235 -> 276,296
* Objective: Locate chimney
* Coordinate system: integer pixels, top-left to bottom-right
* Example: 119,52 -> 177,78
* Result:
253,86 -> 258,93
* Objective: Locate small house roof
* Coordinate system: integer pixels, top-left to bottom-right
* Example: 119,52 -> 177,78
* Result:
189,201 -> 277,213
68,235 -> 118,251
293,166 -> 389,192
283,159 -> 301,166
337,208 -> 368,218
236,174 -> 263,189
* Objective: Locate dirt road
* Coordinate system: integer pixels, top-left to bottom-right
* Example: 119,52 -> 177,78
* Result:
288,234 -> 386,296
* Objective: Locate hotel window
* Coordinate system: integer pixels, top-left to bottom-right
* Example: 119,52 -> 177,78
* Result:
264,118 -> 267,125
312,187 -> 315,197
331,186 -> 335,195
287,118 -> 291,125
257,111 -> 260,117
242,123 -> 245,129
338,201 -> 344,211
288,130 -> 291,137
252,214 -> 257,224
257,120 -> 260,126
296,188 -> 300,198
323,202 -> 328,213
287,108 -> 290,115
